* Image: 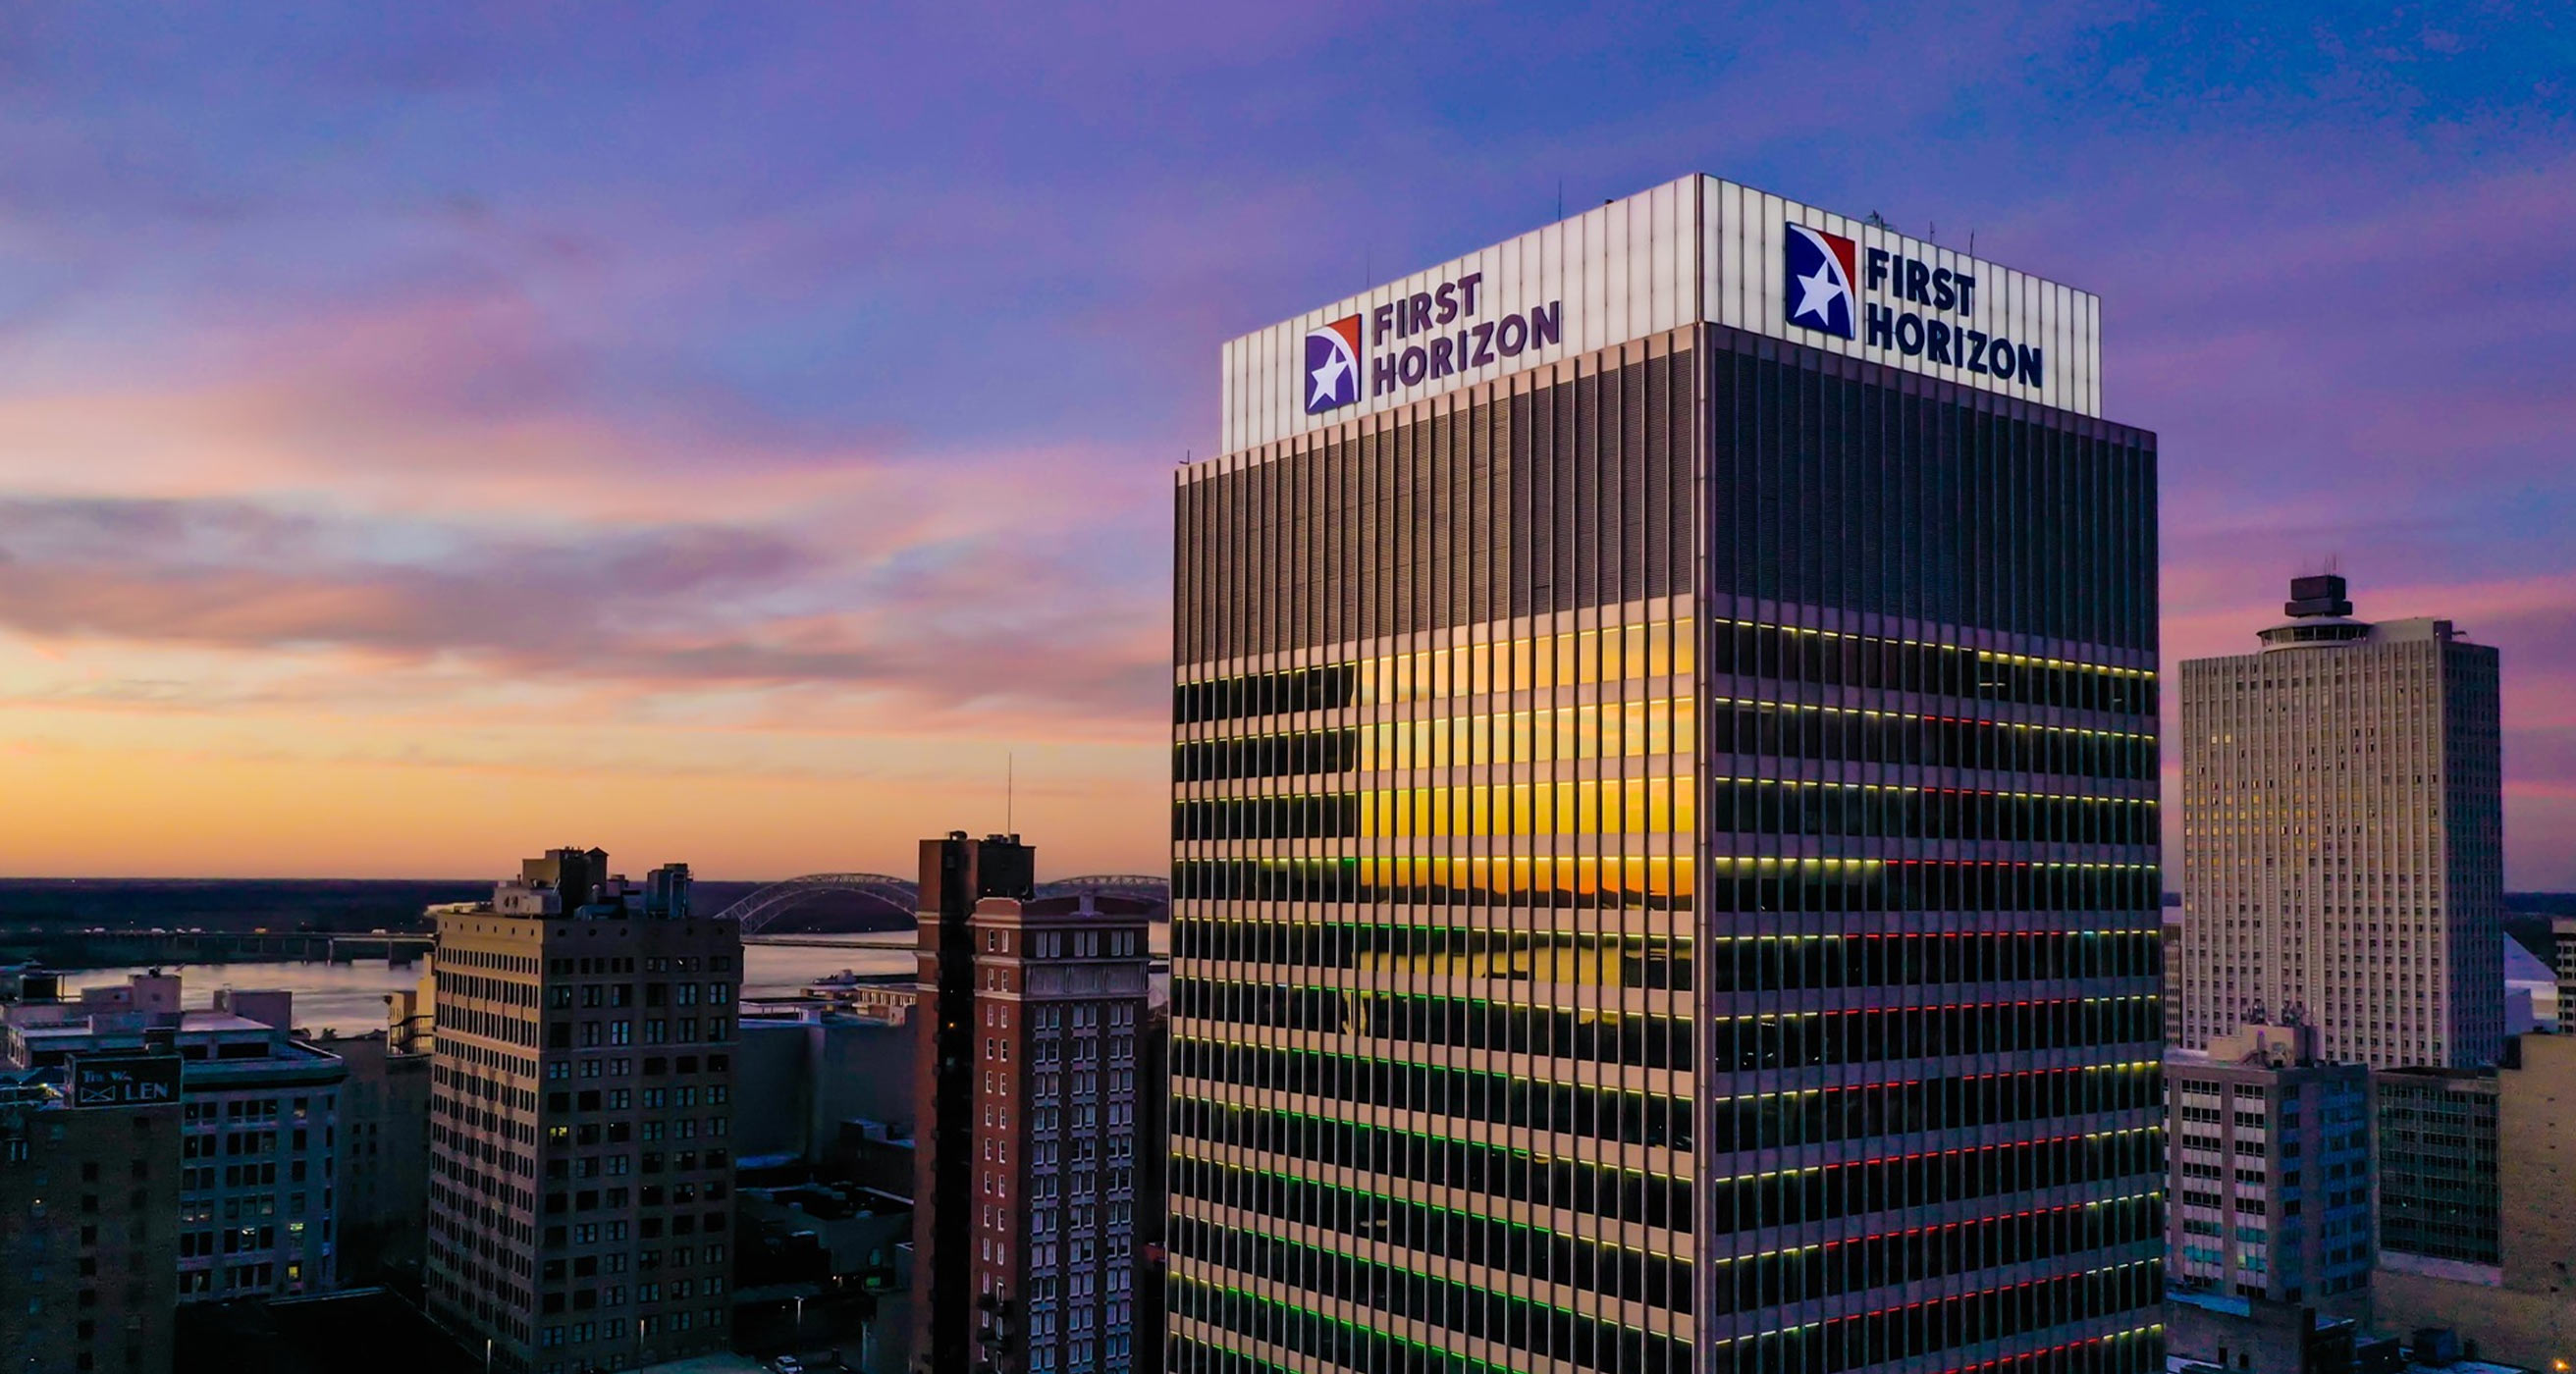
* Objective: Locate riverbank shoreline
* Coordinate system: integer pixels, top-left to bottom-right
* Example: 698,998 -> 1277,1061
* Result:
47,943 -> 917,1037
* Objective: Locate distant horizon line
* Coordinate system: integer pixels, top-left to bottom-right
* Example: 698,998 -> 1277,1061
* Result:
0,871 -> 1170,885
7,875 -> 2576,903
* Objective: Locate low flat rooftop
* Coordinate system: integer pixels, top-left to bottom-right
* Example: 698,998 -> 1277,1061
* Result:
2170,1290 -> 2253,1318
19,1008 -> 276,1039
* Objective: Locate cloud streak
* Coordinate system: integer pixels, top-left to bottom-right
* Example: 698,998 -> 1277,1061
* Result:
0,488 -> 1166,731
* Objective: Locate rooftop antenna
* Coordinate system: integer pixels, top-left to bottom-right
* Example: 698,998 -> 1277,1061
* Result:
1556,178 -> 1564,221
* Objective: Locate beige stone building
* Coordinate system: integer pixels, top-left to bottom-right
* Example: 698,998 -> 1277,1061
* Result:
421,848 -> 743,1374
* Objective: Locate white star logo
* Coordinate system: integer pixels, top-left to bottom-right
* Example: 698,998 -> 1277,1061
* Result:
1310,351 -> 1352,406
1794,261 -> 1847,326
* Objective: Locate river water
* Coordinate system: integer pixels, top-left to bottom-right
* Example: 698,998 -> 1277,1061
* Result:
56,935 -> 918,1037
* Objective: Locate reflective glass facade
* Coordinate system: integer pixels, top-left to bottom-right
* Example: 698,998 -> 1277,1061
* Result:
1171,320 -> 2162,1374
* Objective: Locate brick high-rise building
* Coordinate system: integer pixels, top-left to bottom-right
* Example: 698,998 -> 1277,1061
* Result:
423,849 -> 743,1374
913,833 -> 1153,1374
916,831 -> 1037,1374
2177,574 -> 2505,1068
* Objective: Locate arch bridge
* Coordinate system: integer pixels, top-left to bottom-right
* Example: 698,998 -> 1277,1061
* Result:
719,872 -> 1167,935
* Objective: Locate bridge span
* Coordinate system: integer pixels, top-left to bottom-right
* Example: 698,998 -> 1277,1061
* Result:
712,873 -> 1168,934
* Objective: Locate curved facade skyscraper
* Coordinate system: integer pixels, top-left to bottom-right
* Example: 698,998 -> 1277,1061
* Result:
1168,176 -> 2164,1374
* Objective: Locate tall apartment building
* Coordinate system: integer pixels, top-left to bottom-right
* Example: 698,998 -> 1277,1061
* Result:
1,973 -> 347,1300
2177,574 -> 2504,1069
2165,1021 -> 2372,1310
0,1051 -> 184,1374
423,849 -> 743,1374
1171,176 -> 2166,1374
913,833 -> 1154,1374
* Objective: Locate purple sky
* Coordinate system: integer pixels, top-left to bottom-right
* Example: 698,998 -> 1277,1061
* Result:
0,4 -> 2570,882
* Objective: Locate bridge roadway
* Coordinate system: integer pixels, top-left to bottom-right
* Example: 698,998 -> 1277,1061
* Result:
0,929 -> 438,969
713,872 -> 1169,933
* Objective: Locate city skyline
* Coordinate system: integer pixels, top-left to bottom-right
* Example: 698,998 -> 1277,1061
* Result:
1,5 -> 2572,883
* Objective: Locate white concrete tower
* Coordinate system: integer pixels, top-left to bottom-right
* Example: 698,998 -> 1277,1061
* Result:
2177,574 -> 2504,1068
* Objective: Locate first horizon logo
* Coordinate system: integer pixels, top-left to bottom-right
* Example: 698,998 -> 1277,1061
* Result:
1297,270 -> 1563,417
1784,225 -> 1858,340
1303,315 -> 1364,414
1782,220 -> 2044,388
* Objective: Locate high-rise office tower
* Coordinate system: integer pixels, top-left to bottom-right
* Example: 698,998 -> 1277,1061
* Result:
911,832 -> 1154,1374
1171,177 -> 2165,1374
423,849 -> 742,1374
2176,575 -> 2504,1068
